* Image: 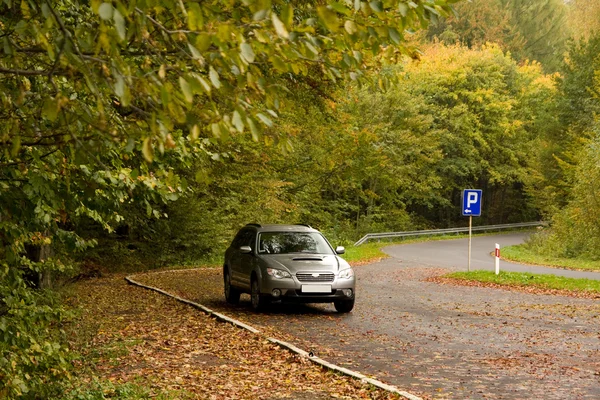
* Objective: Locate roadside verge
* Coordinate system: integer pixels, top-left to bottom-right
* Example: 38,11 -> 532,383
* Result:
125,272 -> 422,400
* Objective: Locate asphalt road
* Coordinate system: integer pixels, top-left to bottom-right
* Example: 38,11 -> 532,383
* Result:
210,232 -> 600,399
385,231 -> 600,280
148,233 -> 600,399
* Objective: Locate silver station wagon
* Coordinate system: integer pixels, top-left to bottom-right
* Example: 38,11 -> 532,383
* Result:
223,224 -> 356,313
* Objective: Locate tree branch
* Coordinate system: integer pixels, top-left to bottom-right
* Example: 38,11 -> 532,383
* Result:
48,40 -> 67,93
17,47 -> 179,57
0,148 -> 62,168
135,8 -> 193,35
45,1 -> 99,94
0,67 -> 49,76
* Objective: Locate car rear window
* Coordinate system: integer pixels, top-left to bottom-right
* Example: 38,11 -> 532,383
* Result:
258,232 -> 334,255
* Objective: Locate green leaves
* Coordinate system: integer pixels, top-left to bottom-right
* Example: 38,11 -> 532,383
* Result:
208,66 -> 221,89
232,110 -> 244,132
179,77 -> 193,104
398,3 -> 409,16
388,27 -> 402,44
98,2 -> 113,20
369,1 -> 384,13
240,42 -> 256,63
1,0 -> 459,179
340,43 -> 555,225
0,4 -> 461,395
187,2 -> 204,30
344,20 -> 358,35
42,97 -> 59,122
256,112 -> 274,127
525,33 -> 600,259
280,4 -> 294,29
271,13 -> 289,39
317,6 -> 341,31
0,263 -> 72,398
113,9 -> 126,41
428,0 -> 568,72
142,138 -> 154,162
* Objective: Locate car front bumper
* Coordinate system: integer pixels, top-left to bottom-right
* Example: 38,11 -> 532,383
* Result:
259,275 -> 355,303
276,289 -> 354,303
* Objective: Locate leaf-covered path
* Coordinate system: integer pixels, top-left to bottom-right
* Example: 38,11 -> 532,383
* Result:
68,273 -> 405,399
133,260 -> 600,400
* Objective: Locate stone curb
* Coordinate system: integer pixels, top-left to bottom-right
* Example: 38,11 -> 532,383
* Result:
125,272 -> 422,400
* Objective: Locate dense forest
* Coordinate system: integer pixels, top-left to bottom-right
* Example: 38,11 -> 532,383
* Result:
1,0 -> 600,397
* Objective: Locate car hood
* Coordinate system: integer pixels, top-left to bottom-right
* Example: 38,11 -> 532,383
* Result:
262,254 -> 350,272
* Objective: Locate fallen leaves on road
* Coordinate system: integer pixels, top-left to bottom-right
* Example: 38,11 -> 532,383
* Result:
428,276 -> 600,299
66,272 -> 403,399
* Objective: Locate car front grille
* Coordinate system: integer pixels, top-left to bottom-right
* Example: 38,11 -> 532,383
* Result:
296,272 -> 335,282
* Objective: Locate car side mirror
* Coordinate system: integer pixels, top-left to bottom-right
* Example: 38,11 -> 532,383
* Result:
240,246 -> 252,254
335,246 -> 345,255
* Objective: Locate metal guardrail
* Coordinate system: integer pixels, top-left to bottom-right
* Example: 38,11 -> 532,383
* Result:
353,221 -> 546,246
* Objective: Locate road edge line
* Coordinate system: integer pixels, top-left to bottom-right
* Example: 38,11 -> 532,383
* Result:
125,274 -> 422,400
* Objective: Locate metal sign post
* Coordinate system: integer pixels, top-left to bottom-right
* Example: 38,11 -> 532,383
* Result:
462,189 -> 482,272
468,216 -> 472,271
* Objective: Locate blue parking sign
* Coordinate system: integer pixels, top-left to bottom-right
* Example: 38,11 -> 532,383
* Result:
462,189 -> 482,217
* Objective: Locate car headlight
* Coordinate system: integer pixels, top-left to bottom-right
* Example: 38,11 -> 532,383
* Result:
339,268 -> 354,279
266,268 -> 292,279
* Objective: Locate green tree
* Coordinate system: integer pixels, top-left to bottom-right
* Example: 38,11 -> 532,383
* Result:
566,0 -> 600,40
1,1 -> 458,396
532,131 -> 600,260
527,33 -> 600,217
524,32 -> 600,259
426,0 -> 520,51
342,44 -> 556,226
428,0 -> 569,72
506,0 -> 569,72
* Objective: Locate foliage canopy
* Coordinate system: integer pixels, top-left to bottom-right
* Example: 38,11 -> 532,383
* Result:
3,0 -> 600,397
0,0 -> 459,397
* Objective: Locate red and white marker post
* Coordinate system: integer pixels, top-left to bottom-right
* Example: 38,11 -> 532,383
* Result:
495,243 -> 500,275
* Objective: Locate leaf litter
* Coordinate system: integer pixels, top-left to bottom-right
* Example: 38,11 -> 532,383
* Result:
66,271 -> 404,399
428,275 -> 600,299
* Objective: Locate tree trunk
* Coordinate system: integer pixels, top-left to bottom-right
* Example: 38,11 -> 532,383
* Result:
25,242 -> 55,289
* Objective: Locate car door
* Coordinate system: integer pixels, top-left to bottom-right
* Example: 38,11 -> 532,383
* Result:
238,230 -> 257,289
228,228 -> 250,286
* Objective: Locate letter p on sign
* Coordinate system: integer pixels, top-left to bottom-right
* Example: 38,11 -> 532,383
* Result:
467,192 -> 478,207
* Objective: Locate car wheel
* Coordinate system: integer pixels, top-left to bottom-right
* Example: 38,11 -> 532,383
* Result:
250,277 -> 267,311
334,298 -> 355,313
224,269 -> 240,304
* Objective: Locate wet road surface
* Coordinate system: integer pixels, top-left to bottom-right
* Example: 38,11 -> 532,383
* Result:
138,233 -> 600,399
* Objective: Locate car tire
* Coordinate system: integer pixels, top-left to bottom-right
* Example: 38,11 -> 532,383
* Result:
224,269 -> 240,305
250,277 -> 267,311
334,298 -> 355,313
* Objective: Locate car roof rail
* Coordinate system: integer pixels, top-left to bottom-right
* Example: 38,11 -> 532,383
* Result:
296,224 -> 312,228
246,223 -> 262,228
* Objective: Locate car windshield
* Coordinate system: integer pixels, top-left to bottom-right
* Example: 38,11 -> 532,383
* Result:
258,232 -> 334,255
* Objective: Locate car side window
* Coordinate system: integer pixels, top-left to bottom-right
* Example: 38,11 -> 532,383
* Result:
232,229 -> 255,250
231,230 -> 246,248
243,231 -> 256,248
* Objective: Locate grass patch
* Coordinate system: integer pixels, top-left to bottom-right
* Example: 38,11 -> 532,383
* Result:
61,379 -> 193,400
502,245 -> 600,272
342,241 -> 390,263
446,270 -> 600,295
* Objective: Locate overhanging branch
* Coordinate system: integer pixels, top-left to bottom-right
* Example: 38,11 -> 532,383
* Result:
0,67 -> 49,76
